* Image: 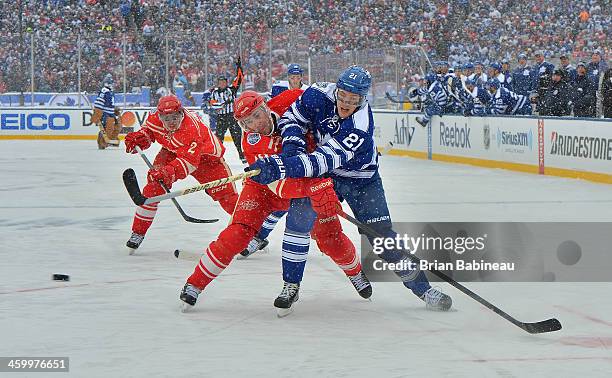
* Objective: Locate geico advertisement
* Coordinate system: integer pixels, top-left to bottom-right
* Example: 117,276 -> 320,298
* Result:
0,108 -> 153,135
0,110 -> 72,133
544,118 -> 612,174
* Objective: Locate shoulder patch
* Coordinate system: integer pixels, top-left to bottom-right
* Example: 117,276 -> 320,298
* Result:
247,133 -> 262,145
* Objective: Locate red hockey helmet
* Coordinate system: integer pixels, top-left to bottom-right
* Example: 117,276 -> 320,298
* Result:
234,91 -> 273,135
157,94 -> 183,131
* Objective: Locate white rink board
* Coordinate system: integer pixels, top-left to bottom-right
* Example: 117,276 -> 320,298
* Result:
372,110 -> 612,183
0,107 -> 210,137
543,118 -> 612,174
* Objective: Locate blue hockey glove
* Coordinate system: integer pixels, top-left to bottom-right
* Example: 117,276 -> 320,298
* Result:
245,155 -> 287,185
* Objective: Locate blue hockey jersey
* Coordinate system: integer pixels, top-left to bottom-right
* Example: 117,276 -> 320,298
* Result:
278,82 -> 378,180
271,80 -> 309,98
94,86 -> 115,117
487,87 -> 532,115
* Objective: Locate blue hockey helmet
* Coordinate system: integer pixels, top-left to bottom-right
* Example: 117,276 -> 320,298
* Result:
485,78 -> 500,90
103,73 -> 114,86
336,65 -> 372,97
287,63 -> 304,75
489,62 -> 502,71
424,72 -> 437,85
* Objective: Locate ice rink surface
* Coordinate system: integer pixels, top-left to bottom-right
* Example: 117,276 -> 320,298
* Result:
1,140 -> 612,377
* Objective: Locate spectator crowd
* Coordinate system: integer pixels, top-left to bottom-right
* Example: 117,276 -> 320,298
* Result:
0,0 -> 609,116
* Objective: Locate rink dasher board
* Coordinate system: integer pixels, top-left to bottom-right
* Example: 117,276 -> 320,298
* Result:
0,107 -> 211,139
1,106 -> 611,184
373,110 -> 612,185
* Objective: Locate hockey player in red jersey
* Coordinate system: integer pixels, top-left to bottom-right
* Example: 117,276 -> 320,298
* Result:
180,90 -> 371,313
124,95 -> 238,254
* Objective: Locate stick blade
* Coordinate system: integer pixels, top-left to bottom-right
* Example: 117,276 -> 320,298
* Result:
522,318 -> 562,334
122,168 -> 146,206
183,215 -> 219,224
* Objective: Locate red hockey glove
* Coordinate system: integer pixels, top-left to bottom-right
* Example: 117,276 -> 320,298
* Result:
125,131 -> 151,154
308,179 -> 340,218
147,165 -> 177,187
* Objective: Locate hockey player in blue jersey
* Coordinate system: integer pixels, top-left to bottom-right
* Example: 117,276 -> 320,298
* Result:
245,65 -> 452,311
488,62 -> 512,90
414,73 -> 449,127
460,78 -> 491,116
512,54 -> 536,96
270,63 -> 309,98
200,89 -> 218,132
485,78 -> 532,115
472,62 -> 488,86
92,74 -> 120,149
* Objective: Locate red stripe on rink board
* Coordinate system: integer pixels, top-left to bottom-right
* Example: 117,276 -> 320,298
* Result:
554,304 -> 612,328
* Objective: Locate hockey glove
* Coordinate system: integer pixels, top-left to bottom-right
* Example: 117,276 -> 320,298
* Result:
245,155 -> 286,185
125,131 -> 151,154
308,179 -> 340,218
147,164 -> 177,187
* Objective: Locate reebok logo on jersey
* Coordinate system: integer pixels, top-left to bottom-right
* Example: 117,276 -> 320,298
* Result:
318,215 -> 338,224
236,199 -> 259,211
310,180 -> 332,193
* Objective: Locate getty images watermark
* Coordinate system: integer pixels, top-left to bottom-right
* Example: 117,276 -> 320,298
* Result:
368,232 -> 516,272
362,223 -> 609,282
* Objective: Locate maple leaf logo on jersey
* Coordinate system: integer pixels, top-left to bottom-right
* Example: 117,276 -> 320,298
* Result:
321,114 -> 341,134
236,199 -> 259,211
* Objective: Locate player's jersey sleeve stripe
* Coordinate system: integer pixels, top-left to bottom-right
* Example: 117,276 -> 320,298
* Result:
298,154 -> 314,177
351,105 -> 371,133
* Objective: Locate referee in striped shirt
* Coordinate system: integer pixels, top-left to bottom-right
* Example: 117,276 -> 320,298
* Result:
208,57 -> 246,162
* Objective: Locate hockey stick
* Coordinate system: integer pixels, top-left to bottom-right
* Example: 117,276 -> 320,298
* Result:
123,168 -> 260,206
173,249 -> 201,261
135,146 -> 218,223
385,92 -> 422,104
336,209 -> 562,334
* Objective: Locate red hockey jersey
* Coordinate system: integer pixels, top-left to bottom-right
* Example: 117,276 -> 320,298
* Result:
140,109 -> 224,178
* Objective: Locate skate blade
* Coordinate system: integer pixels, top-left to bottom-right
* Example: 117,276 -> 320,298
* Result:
128,248 -> 137,255
276,307 -> 294,318
180,301 -> 194,313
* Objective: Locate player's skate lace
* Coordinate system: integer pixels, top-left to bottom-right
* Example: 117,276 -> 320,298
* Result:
238,237 -> 269,258
348,271 -> 372,299
180,283 -> 202,307
183,284 -> 201,299
421,286 -> 452,311
279,282 -> 299,299
126,232 -> 144,249
349,272 -> 370,292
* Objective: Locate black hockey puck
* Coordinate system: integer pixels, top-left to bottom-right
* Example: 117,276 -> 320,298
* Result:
174,249 -> 180,258
52,274 -> 70,282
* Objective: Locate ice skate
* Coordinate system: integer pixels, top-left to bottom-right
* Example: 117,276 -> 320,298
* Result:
348,271 -> 372,299
126,232 -> 145,255
179,283 -> 202,312
274,281 -> 300,317
421,287 -> 452,311
237,237 -> 269,259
